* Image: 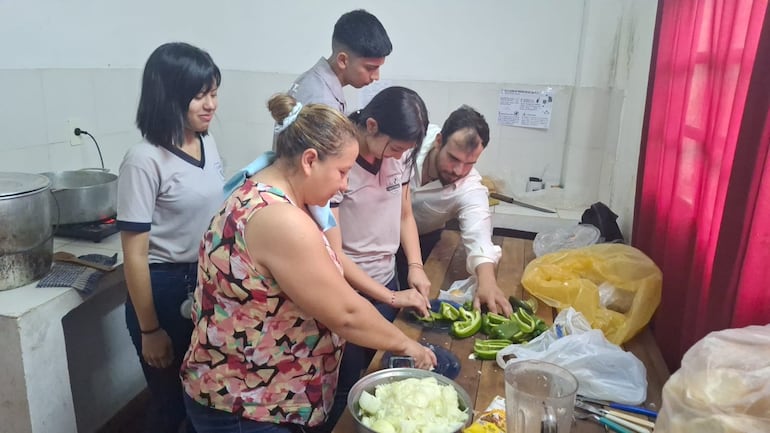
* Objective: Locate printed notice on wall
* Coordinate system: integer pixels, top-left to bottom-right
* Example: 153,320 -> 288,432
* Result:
497,88 -> 554,129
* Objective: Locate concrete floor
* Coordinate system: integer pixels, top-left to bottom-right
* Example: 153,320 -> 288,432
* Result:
96,389 -> 149,433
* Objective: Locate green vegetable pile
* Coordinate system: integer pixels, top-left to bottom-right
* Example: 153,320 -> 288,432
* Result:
472,297 -> 549,360
414,296 -> 547,342
414,301 -> 482,339
480,306 -> 548,342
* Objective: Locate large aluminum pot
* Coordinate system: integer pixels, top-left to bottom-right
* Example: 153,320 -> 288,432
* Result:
0,172 -> 54,291
42,169 -> 117,224
347,367 -> 473,433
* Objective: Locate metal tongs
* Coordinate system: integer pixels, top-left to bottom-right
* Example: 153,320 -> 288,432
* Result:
575,400 -> 654,433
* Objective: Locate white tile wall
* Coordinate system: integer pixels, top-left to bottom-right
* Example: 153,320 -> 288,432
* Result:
4,145 -> 52,174
565,87 -> 612,151
1,67 -> 628,231
42,69 -> 98,145
48,140 -> 98,172
0,70 -> 48,150
216,71 -> 294,124
210,120 -> 275,177
96,130 -> 143,173
563,146 -> 605,205
91,68 -> 142,135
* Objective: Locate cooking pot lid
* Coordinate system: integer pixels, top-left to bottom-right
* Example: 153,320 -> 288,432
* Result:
0,172 -> 51,198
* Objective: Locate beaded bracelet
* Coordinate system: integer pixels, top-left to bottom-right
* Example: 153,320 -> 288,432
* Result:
390,292 -> 396,307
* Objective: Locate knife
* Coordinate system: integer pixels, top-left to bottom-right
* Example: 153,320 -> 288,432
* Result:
489,192 -> 556,213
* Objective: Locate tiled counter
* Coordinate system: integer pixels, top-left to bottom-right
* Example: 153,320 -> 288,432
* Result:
0,234 -> 145,433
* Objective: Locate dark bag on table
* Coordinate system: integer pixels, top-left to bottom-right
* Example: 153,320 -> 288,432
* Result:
581,202 -> 624,243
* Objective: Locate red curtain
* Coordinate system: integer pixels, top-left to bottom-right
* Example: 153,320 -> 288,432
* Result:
634,0 -> 770,370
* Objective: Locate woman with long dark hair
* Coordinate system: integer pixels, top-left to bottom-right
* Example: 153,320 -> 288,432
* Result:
322,86 -> 433,429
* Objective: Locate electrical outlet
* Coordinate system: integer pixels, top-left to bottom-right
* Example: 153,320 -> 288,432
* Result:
67,119 -> 82,146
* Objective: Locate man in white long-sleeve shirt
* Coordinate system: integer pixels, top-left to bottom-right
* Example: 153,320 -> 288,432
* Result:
397,105 -> 513,315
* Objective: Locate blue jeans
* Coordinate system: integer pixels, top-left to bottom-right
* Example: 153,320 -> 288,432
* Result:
318,276 -> 401,432
184,394 -> 317,433
125,262 -> 198,433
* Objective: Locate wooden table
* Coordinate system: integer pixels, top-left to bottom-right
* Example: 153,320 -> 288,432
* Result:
333,230 -> 669,432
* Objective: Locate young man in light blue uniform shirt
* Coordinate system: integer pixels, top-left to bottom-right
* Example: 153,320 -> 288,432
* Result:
288,9 -> 392,114
240,9 -> 394,228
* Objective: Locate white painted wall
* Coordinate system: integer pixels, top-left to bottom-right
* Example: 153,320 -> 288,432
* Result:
0,1 -> 657,430
1,0 -> 583,82
0,0 -> 655,207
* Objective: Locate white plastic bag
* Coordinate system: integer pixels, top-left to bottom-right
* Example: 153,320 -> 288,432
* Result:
437,276 -> 476,305
496,308 -> 648,404
655,324 -> 770,433
510,307 -> 593,353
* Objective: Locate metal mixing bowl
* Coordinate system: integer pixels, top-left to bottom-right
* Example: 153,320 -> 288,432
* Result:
346,367 -> 473,433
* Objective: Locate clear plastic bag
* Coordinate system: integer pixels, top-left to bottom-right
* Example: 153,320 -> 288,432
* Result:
496,308 -> 648,404
655,325 -> 770,433
533,224 -> 601,257
521,243 -> 662,344
438,276 -> 476,305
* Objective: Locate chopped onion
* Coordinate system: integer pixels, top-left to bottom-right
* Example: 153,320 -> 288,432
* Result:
357,377 -> 468,433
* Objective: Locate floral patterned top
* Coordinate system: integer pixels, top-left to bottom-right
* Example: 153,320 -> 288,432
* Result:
181,181 -> 345,427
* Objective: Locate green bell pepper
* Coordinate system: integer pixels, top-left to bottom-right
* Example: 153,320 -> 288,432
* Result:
439,302 -> 461,321
473,339 -> 511,360
508,295 -> 537,315
451,308 -> 482,338
490,320 -> 523,341
511,308 -> 536,333
414,310 -> 444,323
480,314 -> 494,336
486,312 -> 509,325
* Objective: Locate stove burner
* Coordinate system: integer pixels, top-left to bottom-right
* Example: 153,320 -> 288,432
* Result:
55,218 -> 118,242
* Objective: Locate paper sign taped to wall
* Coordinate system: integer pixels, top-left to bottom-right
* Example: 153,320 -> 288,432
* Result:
498,88 -> 553,129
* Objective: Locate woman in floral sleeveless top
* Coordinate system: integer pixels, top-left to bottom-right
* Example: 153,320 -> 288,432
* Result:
181,94 -> 436,433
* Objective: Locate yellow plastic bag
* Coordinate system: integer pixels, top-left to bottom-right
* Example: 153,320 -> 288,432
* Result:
521,243 -> 661,344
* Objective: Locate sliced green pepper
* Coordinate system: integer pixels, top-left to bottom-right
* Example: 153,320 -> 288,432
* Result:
473,339 -> 510,360
451,309 -> 482,338
413,310 -> 444,323
480,314 -> 495,335
508,295 -> 536,314
511,308 -> 536,333
439,302 -> 460,321
486,312 -> 509,325
481,312 -> 509,335
490,320 -> 522,341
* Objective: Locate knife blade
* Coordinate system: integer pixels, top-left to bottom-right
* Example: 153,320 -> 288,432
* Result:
489,192 -> 556,213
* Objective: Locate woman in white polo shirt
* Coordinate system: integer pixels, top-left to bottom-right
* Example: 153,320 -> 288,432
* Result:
323,86 -> 431,430
116,42 -> 225,433
330,86 -> 432,314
